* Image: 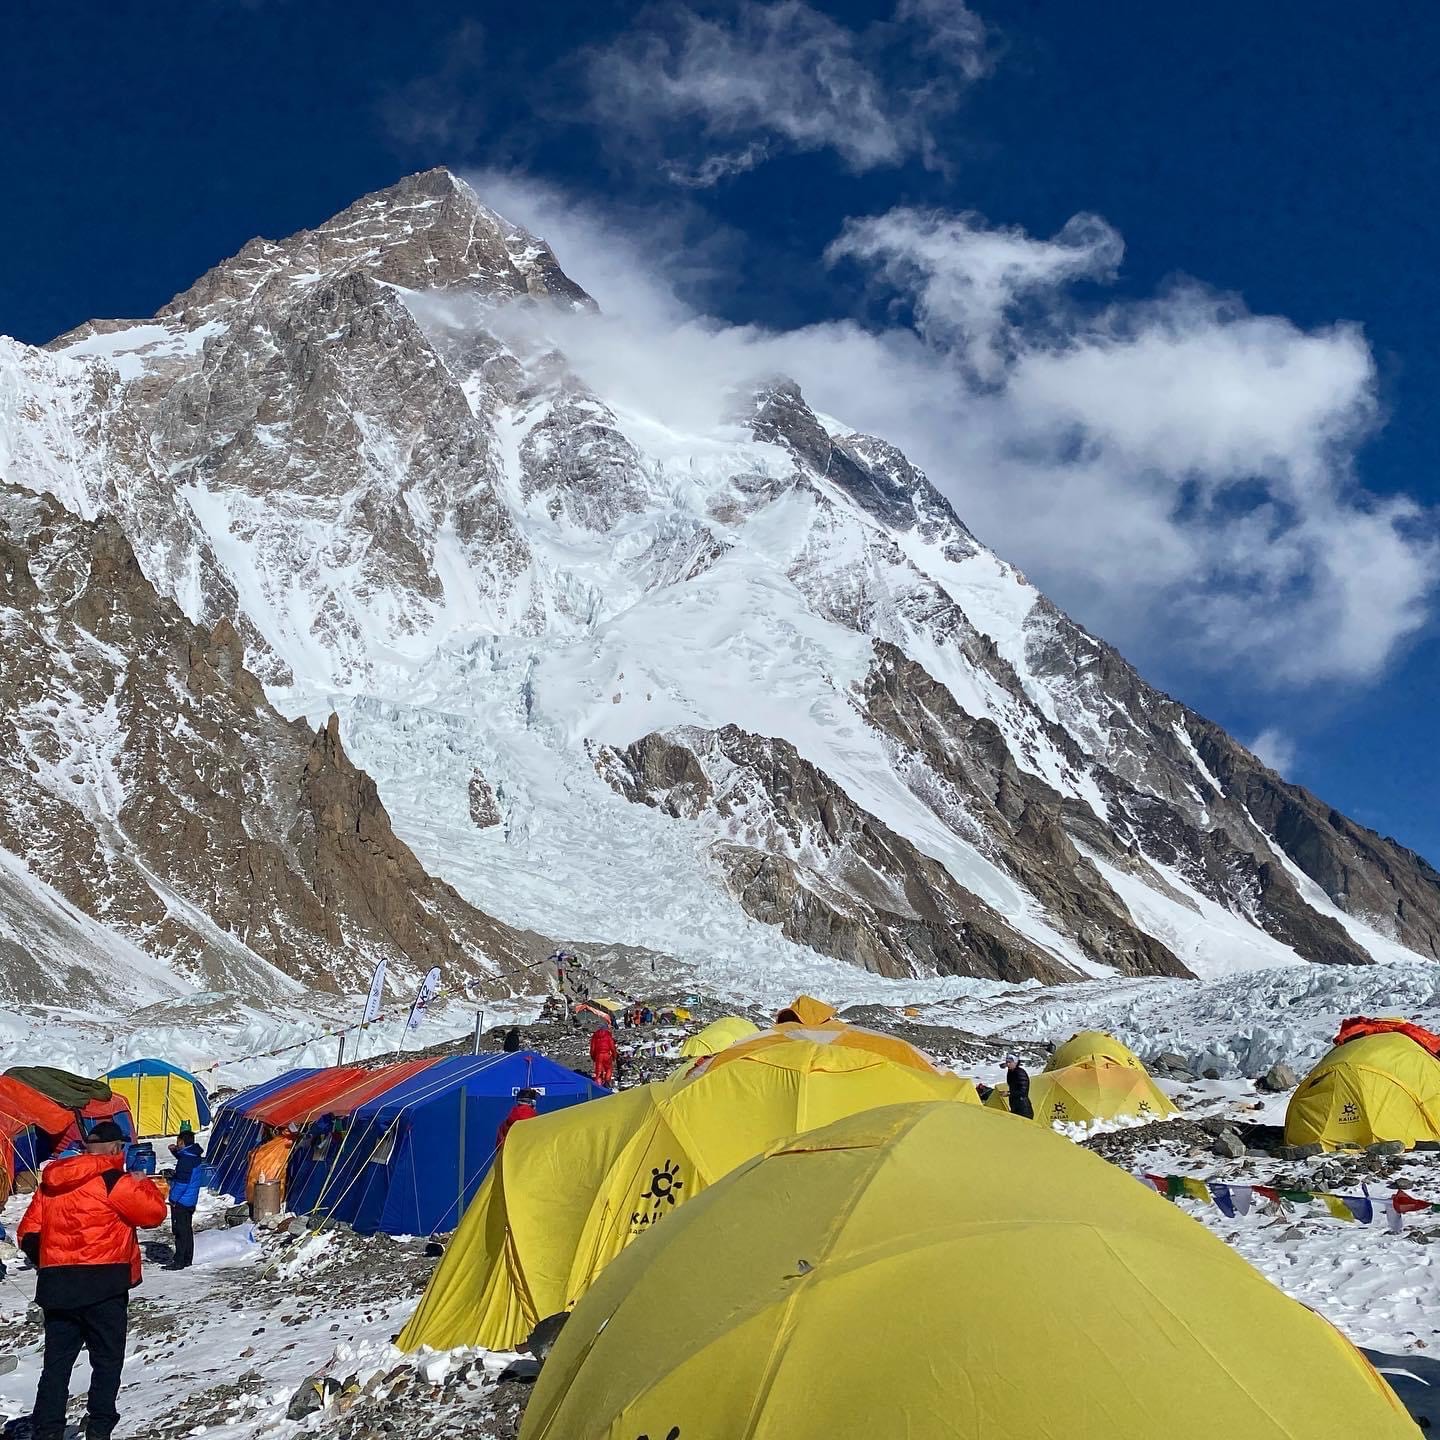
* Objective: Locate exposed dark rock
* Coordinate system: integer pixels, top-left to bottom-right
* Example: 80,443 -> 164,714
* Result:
0,486 -> 548,998
600,726 -> 1076,983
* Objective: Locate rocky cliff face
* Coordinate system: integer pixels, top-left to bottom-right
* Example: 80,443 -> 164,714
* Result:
0,484 -> 546,1003
3,166 -> 1437,999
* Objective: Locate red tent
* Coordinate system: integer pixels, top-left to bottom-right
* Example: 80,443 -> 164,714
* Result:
250,1067 -> 372,1130
0,1078 -> 76,1203
295,1060 -> 437,1122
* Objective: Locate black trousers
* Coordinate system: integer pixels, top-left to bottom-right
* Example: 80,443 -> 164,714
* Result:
32,1293 -> 128,1439
171,1203 -> 195,1269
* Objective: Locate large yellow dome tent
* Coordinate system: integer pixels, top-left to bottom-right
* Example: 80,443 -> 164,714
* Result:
678,1016 -> 760,1058
1286,1031 -> 1440,1151
399,1041 -> 978,1353
521,1102 -> 1416,1440
986,1056 -> 1177,1127
1046,1029 -> 1147,1072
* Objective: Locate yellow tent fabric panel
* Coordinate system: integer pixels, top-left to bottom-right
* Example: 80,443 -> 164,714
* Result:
1286,1032 -> 1440,1151
105,1073 -> 205,1136
693,1022 -> 954,1077
985,1058 -> 1176,1126
1046,1029 -> 1147,1072
399,1042 -> 978,1354
521,1103 -> 1417,1440
679,1016 -> 760,1058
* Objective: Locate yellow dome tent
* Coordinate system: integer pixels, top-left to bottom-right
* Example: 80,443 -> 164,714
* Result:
521,1102 -> 1416,1440
399,1042 -> 978,1354
1046,1029 -> 1147,1072
775,994 -> 837,1026
678,1016 -> 760,1058
693,1022 -> 945,1077
1286,1031 -> 1440,1151
986,1057 -> 1177,1127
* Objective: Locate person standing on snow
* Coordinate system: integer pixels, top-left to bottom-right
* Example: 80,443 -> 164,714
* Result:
18,1120 -> 168,1440
589,1022 -> 617,1088
165,1126 -> 204,1271
1002,1055 -> 1034,1119
496,1087 -> 540,1149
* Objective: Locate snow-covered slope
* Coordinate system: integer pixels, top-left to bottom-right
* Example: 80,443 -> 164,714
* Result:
4,166 -> 1439,1001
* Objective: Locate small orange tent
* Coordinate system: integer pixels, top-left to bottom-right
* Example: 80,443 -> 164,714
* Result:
0,1078 -> 76,1203
776,995 -> 838,1027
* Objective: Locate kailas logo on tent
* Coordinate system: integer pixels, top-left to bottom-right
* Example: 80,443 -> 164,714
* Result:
1050,1102 -> 1068,1121
1340,1101 -> 1359,1123
630,1160 -> 685,1235
1138,1100 -> 1153,1113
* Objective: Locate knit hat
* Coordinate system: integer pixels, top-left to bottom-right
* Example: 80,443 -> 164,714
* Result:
87,1121 -> 127,1145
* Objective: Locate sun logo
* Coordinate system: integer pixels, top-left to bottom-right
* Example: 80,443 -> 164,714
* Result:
630,1160 -> 685,1234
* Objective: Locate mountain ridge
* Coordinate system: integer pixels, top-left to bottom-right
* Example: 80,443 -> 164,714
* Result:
2,166 -> 1436,1005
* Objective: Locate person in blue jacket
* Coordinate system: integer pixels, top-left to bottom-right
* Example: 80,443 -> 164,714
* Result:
165,1126 -> 204,1271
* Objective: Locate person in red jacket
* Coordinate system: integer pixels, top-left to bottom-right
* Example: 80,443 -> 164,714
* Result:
18,1121 -> 168,1440
589,1022 -> 617,1088
496,1087 -> 540,1150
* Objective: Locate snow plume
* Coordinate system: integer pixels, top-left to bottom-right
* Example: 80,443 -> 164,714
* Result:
583,0 -> 992,183
461,170 -> 1435,687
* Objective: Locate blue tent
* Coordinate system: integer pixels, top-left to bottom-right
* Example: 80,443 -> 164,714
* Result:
206,1068 -> 318,1200
290,1053 -> 605,1237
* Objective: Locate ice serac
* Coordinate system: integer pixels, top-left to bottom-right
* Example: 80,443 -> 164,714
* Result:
4,165 -> 1439,1001
0,485 -> 548,1002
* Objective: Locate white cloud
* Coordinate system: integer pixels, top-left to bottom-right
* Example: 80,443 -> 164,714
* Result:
463,170 -> 1436,687
1249,728 -> 1298,776
585,0 -> 990,183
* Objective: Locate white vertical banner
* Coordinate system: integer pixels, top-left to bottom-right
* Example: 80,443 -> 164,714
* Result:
361,958 -> 388,1028
407,966 -> 442,1032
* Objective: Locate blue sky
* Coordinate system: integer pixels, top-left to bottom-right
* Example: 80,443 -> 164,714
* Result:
7,1 -> 1438,861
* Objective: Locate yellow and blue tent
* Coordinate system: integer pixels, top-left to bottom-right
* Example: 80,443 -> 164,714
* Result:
103,1059 -> 213,1136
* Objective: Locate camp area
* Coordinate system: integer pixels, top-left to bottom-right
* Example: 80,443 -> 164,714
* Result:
6,992 -> 1440,1439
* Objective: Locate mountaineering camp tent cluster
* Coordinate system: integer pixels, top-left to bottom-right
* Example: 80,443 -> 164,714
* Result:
205,1052 -> 603,1236
518,1103 -> 1418,1440
102,1059 -> 212,1136
1286,1017 -> 1440,1151
401,1014 -> 979,1353
986,1031 -> 1178,1129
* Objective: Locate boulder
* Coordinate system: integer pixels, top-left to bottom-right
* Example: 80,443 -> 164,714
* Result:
1199,1116 -> 1239,1137
1152,1051 -> 1191,1076
287,1375 -> 339,1420
1259,1062 -> 1300,1093
1367,1140 -> 1406,1157
1278,1143 -> 1324,1161
1212,1132 -> 1246,1159
1201,1067 -> 1221,1081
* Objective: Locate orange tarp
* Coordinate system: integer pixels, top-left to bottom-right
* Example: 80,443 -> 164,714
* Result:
1336,1017 -> 1440,1057
250,1067 -> 370,1128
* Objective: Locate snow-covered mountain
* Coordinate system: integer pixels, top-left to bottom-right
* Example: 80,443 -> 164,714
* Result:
4,166 -> 1438,1004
